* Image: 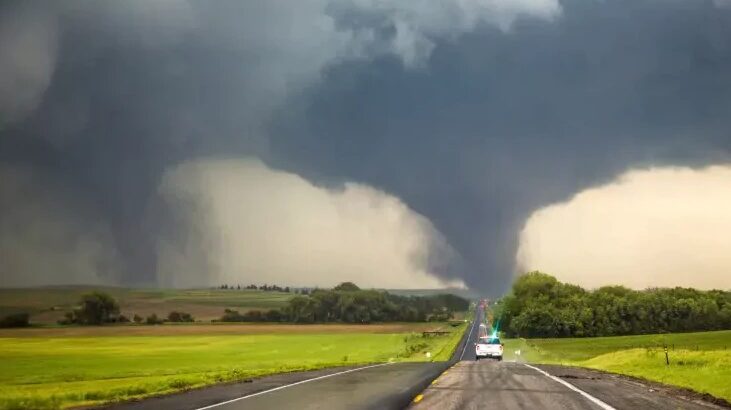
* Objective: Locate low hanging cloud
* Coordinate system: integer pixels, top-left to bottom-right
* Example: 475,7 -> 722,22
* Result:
156,159 -> 463,289
517,166 -> 731,290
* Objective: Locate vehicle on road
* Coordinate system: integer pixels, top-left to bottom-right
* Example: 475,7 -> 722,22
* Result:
478,323 -> 488,338
475,336 -> 503,361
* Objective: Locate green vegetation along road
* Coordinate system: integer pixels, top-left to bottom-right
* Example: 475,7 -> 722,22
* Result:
0,322 -> 466,409
503,330 -> 731,402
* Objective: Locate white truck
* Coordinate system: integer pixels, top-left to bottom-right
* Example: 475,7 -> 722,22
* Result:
475,336 -> 503,361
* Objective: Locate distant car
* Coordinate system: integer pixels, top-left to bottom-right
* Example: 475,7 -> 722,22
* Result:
478,323 -> 488,338
475,336 -> 503,361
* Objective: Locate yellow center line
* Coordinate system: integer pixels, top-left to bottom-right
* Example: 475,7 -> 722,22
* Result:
413,394 -> 424,403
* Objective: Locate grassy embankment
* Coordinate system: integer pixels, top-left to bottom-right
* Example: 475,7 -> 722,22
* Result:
503,330 -> 731,402
0,322 -> 467,409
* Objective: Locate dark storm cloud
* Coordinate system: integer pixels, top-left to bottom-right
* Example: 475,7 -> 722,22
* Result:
269,0 -> 731,292
1,0 -> 730,292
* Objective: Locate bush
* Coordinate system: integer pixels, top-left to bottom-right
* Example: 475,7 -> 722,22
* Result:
133,314 -> 143,324
167,311 -> 194,322
117,314 -> 131,323
146,313 -> 164,325
0,313 -> 30,328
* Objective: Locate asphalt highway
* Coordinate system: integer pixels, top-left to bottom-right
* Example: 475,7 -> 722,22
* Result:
108,305 -> 724,410
407,360 -> 722,410
109,309 -> 478,410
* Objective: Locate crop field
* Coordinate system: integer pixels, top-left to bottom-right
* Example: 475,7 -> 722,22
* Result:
0,287 -> 293,324
504,330 -> 731,402
0,322 -> 466,409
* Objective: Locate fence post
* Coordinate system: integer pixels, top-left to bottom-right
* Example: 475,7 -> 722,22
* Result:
664,345 -> 669,366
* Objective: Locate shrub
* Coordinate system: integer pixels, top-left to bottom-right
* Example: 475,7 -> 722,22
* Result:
146,313 -> 164,325
0,312 -> 30,328
117,314 -> 130,323
167,311 -> 194,322
133,314 -> 143,323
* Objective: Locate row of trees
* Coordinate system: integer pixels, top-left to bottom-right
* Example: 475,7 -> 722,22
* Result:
52,292 -> 195,325
496,272 -> 731,338
218,284 -> 292,292
219,282 -> 469,323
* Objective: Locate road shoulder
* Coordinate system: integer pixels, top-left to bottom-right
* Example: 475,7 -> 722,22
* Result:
534,364 -> 729,410
100,365 -> 365,410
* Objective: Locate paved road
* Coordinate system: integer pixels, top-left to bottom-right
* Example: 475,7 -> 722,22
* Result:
107,305 -> 724,410
108,309 -> 479,410
408,360 -> 722,410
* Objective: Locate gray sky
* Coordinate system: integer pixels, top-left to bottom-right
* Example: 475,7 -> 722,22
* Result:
1,0 -> 731,292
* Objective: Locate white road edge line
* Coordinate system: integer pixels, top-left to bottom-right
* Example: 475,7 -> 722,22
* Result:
523,364 -> 616,410
459,317 -> 477,361
194,363 -> 391,410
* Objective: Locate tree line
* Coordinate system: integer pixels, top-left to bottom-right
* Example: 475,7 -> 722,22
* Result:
495,272 -> 731,338
218,284 -> 293,292
219,282 -> 469,323
0,283 -> 469,327
51,292 -> 195,326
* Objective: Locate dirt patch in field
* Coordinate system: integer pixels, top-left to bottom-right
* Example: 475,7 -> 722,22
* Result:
0,323 -> 444,337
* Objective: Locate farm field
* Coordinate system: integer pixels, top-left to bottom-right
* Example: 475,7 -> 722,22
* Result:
0,322 -> 466,409
0,287 -> 293,324
0,322 -> 445,338
504,330 -> 731,402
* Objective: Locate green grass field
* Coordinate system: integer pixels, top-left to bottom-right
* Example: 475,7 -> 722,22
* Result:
503,330 -> 731,402
0,287 -> 294,324
0,322 -> 466,409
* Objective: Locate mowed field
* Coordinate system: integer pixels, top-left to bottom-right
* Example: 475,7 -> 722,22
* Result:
0,287 -> 293,324
0,322 -> 466,409
504,330 -> 731,402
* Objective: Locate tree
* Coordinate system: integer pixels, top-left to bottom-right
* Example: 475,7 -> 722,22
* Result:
0,313 -> 30,328
333,282 -> 360,292
265,309 -> 283,321
73,292 -> 120,325
133,314 -> 143,324
168,311 -> 194,322
146,313 -> 164,325
497,272 -> 731,338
